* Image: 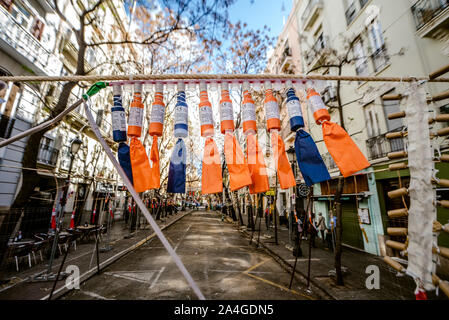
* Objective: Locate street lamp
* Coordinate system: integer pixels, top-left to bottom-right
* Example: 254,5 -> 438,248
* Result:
70,137 -> 83,156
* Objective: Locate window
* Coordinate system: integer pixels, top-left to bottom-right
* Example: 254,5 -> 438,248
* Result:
382,92 -> 403,132
345,1 -> 357,25
353,39 -> 369,76
364,103 -> 380,138
367,19 -> 389,72
359,0 -> 369,9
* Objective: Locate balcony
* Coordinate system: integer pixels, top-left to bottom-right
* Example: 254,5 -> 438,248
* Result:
411,0 -> 449,38
304,34 -> 328,67
372,45 -> 389,72
37,143 -> 60,167
279,46 -> 294,73
301,0 -> 323,31
366,128 -> 405,161
321,84 -> 337,104
355,60 -> 369,76
0,5 -> 62,76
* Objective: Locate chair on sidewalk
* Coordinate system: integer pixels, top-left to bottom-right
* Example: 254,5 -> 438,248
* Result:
10,243 -> 34,271
68,230 -> 82,251
31,240 -> 48,264
57,234 -> 70,255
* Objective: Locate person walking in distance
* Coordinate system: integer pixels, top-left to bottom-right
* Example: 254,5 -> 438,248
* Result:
316,212 -> 326,245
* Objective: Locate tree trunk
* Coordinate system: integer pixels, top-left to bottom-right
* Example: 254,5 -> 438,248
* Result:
334,177 -> 344,286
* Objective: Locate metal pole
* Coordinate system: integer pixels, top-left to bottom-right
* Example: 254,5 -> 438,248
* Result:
46,153 -> 73,275
306,190 -> 314,290
249,196 -> 260,245
48,234 -> 73,300
288,192 -> 310,288
95,228 -> 100,274
274,175 -> 278,245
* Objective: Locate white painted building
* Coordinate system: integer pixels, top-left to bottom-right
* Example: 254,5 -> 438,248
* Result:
0,0 -> 137,235
268,0 -> 449,254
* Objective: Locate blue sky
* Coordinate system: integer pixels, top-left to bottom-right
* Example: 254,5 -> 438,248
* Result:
127,1 -> 291,40
227,0 -> 292,39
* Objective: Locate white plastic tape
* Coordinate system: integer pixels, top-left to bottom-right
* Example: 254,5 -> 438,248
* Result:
404,82 -> 436,291
83,100 -> 205,300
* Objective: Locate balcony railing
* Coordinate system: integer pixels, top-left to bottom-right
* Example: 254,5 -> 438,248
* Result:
0,5 -> 62,76
37,143 -> 60,166
366,128 -> 405,160
372,45 -> 389,72
305,34 -> 327,66
411,0 -> 449,30
355,60 -> 369,76
301,0 -> 323,29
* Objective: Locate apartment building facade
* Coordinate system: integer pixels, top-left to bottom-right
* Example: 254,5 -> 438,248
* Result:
270,0 -> 449,254
0,0 -> 135,236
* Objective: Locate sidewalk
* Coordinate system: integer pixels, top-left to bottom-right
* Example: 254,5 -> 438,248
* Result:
232,209 -> 447,300
0,209 -> 192,300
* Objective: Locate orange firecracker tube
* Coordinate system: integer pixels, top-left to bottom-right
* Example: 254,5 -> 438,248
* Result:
148,83 -> 165,137
264,81 -> 281,132
199,82 -> 214,137
128,83 -> 144,137
242,82 -> 257,134
220,83 -> 235,134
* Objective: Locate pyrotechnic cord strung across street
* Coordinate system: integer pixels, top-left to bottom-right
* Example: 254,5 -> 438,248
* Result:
1,73 -> 448,83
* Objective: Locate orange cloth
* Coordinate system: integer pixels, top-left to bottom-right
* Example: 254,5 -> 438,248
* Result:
246,134 -> 269,194
271,131 -> 296,190
322,121 -> 370,177
224,133 -> 252,191
201,138 -> 223,194
130,137 -> 153,192
148,135 -> 161,189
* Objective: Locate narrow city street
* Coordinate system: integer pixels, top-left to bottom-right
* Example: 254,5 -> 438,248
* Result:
62,210 -> 318,300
